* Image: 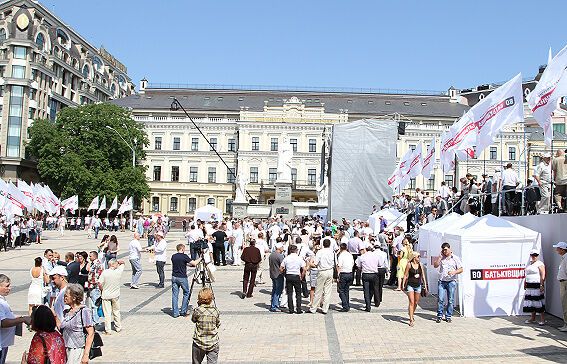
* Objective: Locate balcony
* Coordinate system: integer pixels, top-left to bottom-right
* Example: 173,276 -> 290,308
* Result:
259,179 -> 317,190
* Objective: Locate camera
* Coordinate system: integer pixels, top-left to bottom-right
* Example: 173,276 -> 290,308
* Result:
193,239 -> 209,254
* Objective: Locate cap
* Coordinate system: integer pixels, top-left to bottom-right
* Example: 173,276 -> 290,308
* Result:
553,242 -> 567,250
529,248 -> 540,256
156,231 -> 164,237
49,266 -> 68,277
495,167 -> 501,172
543,152 -> 552,158
274,242 -> 283,250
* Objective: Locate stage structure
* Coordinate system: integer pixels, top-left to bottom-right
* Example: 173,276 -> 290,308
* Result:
329,119 -> 398,220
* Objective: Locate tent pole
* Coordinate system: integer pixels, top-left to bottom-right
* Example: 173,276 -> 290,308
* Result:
499,133 -> 504,217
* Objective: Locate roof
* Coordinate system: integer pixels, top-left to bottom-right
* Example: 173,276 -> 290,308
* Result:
526,127 -> 567,142
112,88 -> 469,118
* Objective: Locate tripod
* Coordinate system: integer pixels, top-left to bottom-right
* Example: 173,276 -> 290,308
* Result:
189,251 -> 216,307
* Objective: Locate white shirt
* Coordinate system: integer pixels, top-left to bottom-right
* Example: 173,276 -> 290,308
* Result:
256,239 -> 269,259
534,162 -> 552,183
128,238 -> 143,260
314,247 -> 335,270
0,295 -> 16,347
281,253 -> 306,275
437,185 -> 450,199
337,251 -> 355,273
502,168 -> 520,187
232,228 -> 244,246
185,229 -> 204,243
154,239 -> 168,262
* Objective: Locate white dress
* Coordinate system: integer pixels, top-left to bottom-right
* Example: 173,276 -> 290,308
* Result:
27,267 -> 44,305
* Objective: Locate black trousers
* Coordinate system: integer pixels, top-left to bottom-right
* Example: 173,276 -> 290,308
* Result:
285,274 -> 302,312
386,255 -> 398,286
375,268 -> 387,305
351,254 -> 361,285
156,261 -> 165,286
0,236 -> 6,251
362,273 -> 381,310
502,185 -> 516,215
213,244 -> 226,265
338,272 -> 353,309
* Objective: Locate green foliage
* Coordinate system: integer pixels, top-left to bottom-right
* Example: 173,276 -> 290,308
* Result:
27,103 -> 150,205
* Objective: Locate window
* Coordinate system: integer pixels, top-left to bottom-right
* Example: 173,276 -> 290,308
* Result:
251,137 -> 259,151
427,176 -> 435,191
444,175 -> 454,188
11,65 -> 25,78
269,168 -> 277,183
187,197 -> 197,212
290,138 -> 298,152
271,138 -> 278,151
225,199 -> 233,214
153,166 -> 161,181
409,178 -> 416,189
82,65 -> 90,79
309,139 -> 317,153
207,198 -> 215,205
171,166 -> 179,182
209,137 -> 217,151
308,169 -> 316,185
7,85 -> 24,157
154,137 -> 162,150
553,123 -> 566,134
191,137 -> 198,151
227,168 -> 236,183
533,155 -> 541,167
228,138 -> 236,152
208,167 -> 216,183
489,147 -> 497,160
409,144 -> 416,152
56,29 -> 69,48
118,75 -> 126,89
13,46 -> 26,59
189,167 -> 198,182
151,197 -> 159,212
0,29 -> 5,44
170,197 -> 178,212
250,167 -> 258,183
291,168 -> 297,182
92,56 -> 103,72
508,147 -> 516,161
35,33 -> 45,50
173,137 -> 180,151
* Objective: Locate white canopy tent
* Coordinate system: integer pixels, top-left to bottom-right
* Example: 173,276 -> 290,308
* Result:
368,208 -> 406,234
419,213 -> 477,295
444,215 -> 540,318
194,205 -> 223,222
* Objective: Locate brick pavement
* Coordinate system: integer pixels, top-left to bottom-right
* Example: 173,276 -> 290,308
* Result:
2,229 -> 567,363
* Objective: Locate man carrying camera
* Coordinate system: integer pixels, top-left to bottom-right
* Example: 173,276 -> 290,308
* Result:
186,224 -> 204,260
171,243 -> 201,318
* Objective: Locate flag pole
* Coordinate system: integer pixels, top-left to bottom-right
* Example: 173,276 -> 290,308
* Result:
550,138 -> 554,213
498,133 -> 504,216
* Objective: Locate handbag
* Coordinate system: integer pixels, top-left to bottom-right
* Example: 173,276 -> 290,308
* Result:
38,335 -> 51,364
333,252 -> 338,280
80,308 -> 103,359
420,263 -> 428,297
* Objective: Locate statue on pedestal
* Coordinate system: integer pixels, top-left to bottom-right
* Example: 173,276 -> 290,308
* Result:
277,137 -> 293,183
317,179 -> 328,205
235,174 -> 248,203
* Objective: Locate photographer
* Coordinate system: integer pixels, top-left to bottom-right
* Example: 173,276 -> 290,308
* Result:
171,244 -> 201,318
186,224 -> 204,260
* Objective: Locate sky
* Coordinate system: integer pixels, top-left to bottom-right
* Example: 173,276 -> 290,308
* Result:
43,0 -> 567,92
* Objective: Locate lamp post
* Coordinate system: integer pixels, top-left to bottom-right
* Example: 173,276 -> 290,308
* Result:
106,125 -> 136,228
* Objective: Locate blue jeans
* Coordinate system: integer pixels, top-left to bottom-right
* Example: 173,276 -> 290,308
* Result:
270,276 -> 284,310
171,276 -> 190,317
89,287 -> 101,324
437,280 -> 457,319
94,227 -> 100,239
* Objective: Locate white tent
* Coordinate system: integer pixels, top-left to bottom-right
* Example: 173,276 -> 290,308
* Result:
368,208 -> 406,233
194,205 -> 223,222
419,213 -> 477,295
444,214 -> 540,318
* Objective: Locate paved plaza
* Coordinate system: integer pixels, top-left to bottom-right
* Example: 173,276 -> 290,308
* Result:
2,229 -> 567,363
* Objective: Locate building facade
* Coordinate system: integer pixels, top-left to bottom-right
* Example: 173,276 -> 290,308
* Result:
0,0 -> 135,180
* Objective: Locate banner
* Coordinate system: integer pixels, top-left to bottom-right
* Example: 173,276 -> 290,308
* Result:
421,137 -> 436,179
399,144 -> 423,189
0,180 -> 25,216
388,149 -> 413,190
473,73 -> 524,153
32,184 -> 47,212
108,196 -> 118,213
118,196 -> 133,215
61,195 -> 79,213
97,196 -> 107,214
446,111 -> 477,160
528,45 -> 567,146
43,185 -> 60,214
440,129 -> 455,172
87,196 -> 99,211
17,180 -> 34,208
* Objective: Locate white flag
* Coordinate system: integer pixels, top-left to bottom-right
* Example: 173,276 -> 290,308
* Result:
97,196 -> 107,214
108,196 -> 118,213
421,138 -> 436,179
17,180 -> 34,208
399,144 -> 423,189
44,185 -> 60,214
528,45 -> 567,146
440,129 -> 455,172
388,149 -> 413,190
474,73 -> 524,153
117,196 -> 128,214
88,196 -> 99,211
448,111 -> 478,160
0,179 -> 25,215
61,195 -> 79,213
32,184 -> 46,212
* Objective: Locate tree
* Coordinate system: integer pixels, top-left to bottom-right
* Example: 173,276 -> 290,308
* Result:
27,103 -> 150,206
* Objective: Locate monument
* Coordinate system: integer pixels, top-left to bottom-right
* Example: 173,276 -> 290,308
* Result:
273,137 -> 294,218
232,174 -> 249,218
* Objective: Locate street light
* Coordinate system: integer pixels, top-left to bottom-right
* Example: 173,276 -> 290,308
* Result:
106,125 -> 136,227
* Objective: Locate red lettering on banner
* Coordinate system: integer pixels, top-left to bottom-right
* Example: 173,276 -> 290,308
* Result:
475,97 -> 514,130
531,87 -> 555,113
482,268 -> 525,280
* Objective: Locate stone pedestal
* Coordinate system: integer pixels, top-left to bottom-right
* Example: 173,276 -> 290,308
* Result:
232,201 -> 249,219
272,181 -> 294,218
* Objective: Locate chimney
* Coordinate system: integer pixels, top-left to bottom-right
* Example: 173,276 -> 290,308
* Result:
139,78 -> 148,94
448,86 -> 458,103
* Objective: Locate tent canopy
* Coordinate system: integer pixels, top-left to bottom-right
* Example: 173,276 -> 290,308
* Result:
444,214 -> 539,242
194,205 -> 223,222
369,208 -> 405,233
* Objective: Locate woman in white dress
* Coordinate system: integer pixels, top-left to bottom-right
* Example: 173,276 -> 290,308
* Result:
27,257 -> 45,314
523,249 -> 546,325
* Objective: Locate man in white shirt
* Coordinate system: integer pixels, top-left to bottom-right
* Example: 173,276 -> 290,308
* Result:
437,182 -> 450,199
99,259 -> 125,334
309,239 -> 335,314
347,231 -> 363,286
336,243 -> 354,311
255,232 -> 270,284
554,241 -> 567,331
185,224 -> 204,260
280,245 -> 306,314
502,163 -> 520,215
128,232 -> 143,289
231,222 -> 244,266
48,265 -> 68,321
534,153 -> 552,214
148,231 -> 167,288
